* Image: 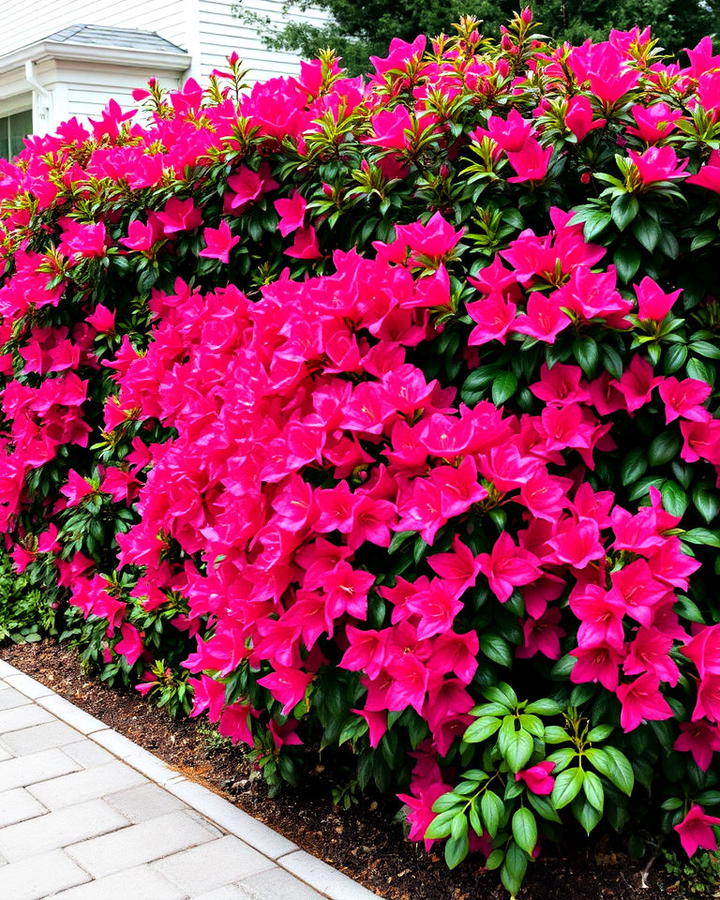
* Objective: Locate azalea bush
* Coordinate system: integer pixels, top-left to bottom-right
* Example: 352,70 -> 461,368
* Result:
1,10 -> 720,895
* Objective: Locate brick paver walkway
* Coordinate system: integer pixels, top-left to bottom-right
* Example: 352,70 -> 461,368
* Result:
0,660 -> 382,900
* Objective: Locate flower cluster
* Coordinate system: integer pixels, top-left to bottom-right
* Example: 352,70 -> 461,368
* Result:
1,11 -> 719,894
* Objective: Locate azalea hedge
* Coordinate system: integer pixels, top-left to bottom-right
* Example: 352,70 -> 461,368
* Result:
2,9 -> 720,895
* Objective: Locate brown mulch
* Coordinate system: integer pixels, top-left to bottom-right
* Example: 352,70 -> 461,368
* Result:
0,640 -> 673,900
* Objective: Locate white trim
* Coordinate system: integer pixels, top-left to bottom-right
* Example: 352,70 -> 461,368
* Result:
0,40 -> 190,77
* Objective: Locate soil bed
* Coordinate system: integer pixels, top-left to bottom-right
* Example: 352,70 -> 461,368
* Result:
1,640 -> 671,899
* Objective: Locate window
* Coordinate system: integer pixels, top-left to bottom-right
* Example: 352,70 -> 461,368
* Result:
0,110 -> 33,159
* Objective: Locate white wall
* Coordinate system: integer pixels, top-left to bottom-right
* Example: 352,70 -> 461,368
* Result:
0,0 -> 187,56
200,0 -> 328,82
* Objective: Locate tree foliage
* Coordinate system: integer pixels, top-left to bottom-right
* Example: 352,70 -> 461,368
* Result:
236,0 -> 720,73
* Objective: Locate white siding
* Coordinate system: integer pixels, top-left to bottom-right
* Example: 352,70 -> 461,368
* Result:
0,0 -> 187,56
199,0 -> 327,83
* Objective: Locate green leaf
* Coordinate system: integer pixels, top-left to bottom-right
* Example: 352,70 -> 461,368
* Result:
492,371 -> 518,406
483,683 -> 518,707
587,724 -> 614,742
547,747 -> 576,771
512,807 -> 537,855
485,848 -> 505,870
551,767 -> 585,809
661,480 -> 689,518
505,729 -> 535,773
388,531 -> 414,554
572,795 -> 603,835
464,716 -> 502,744
501,840 -> 529,897
690,230 -> 716,251
470,701 -> 512,716
581,211 -> 612,241
690,340 -> 720,360
518,714 -> 545,738
601,344 -> 624,379
681,528 -> 720,548
648,431 -> 681,467
613,245 -> 641,283
675,594 -> 706,624
445,832 -> 469,869
481,790 -> 503,837
586,746 -> 634,795
663,343 -> 688,375
550,654 -> 576,679
692,484 -> 720,525
544,725 -> 571,744
573,336 -> 599,377
686,357 -> 715,386
611,194 -> 639,231
583,771 -> 605,813
527,792 -> 562,823
424,809 -> 459,840
469,802 -> 482,835
432,792 -> 465,813
632,215 -> 661,252
525,698 -> 562,716
480,633 -> 513,667
621,448 -> 648,486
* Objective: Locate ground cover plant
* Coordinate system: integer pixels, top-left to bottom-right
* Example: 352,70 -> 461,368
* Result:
1,10 -> 720,895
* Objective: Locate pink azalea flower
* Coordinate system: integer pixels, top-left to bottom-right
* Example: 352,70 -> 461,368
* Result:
570,584 -> 626,650
627,102 -> 682,143
217,702 -> 255,745
477,532 -> 542,604
466,293 -> 516,345
274,191 -> 307,236
674,805 -> 720,858
86,304 -> 116,334
257,666 -> 313,716
634,276 -> 682,321
506,138 -> 553,183
155,197 -> 203,234
687,150 -> 720,194
395,211 -> 465,261
515,761 -> 556,795
516,607 -> 566,660
285,225 -> 322,259
364,106 -> 414,150
188,673 -> 227,722
616,355 -> 661,411
674,721 -> 720,771
628,146 -> 688,185
616,673 -> 674,732
114,623 -> 144,667
199,220 -> 240,264
60,469 -> 95,506
406,578 -> 464,640
224,163 -> 279,213
570,643 -> 623,691
59,220 -> 107,259
658,377 -> 711,424
397,781 -> 452,851
485,109 -> 534,152
512,290 -> 571,343
119,215 -> 164,251
623,627 -> 680,686
565,95 -> 605,140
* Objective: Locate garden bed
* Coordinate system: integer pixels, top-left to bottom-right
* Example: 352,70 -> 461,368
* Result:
0,639 -> 671,900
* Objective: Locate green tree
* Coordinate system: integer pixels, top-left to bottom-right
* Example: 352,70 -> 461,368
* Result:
234,0 -> 719,75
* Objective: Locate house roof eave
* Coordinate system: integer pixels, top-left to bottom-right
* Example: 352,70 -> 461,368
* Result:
0,39 -> 191,78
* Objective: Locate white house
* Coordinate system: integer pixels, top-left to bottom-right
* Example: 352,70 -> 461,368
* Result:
0,0 -> 326,156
